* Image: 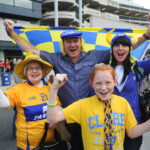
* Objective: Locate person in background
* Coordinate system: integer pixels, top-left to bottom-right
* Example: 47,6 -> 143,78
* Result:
9,59 -> 14,73
3,19 -> 150,150
0,52 -> 61,150
0,59 -> 5,73
106,30 -> 150,150
0,59 -> 2,73
13,57 -> 25,84
13,57 -> 17,66
5,58 -> 11,72
47,64 -> 150,150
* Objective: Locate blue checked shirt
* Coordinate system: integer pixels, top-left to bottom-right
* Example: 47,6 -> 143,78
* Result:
40,50 -> 110,108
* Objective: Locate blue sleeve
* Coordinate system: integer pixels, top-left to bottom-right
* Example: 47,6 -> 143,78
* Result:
138,58 -> 150,76
93,50 -> 110,64
40,50 -> 59,67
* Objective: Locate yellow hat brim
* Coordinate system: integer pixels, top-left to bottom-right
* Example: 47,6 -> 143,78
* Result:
14,58 -> 53,79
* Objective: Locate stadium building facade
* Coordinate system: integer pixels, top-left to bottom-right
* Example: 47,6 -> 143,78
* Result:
0,0 -> 42,60
41,0 -> 150,28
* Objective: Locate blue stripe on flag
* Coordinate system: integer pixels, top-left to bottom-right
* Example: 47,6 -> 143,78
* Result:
53,42 -> 61,53
82,31 -> 98,44
26,30 -> 52,46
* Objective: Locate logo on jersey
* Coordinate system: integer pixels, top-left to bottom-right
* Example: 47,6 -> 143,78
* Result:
28,96 -> 36,100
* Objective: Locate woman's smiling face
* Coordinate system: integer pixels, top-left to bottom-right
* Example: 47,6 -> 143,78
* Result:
112,44 -> 130,66
26,61 -> 43,85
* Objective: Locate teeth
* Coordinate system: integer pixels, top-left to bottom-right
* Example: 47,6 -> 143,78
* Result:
32,75 -> 38,77
118,53 -> 124,56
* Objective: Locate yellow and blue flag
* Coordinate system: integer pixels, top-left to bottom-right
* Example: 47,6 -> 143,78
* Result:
9,26 -> 150,60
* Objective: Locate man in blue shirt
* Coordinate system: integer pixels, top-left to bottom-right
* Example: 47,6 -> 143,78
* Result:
4,19 -> 150,150
4,20 -> 112,107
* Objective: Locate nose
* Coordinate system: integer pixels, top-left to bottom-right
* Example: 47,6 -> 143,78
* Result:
33,68 -> 37,72
100,84 -> 106,91
70,42 -> 76,47
118,44 -> 123,50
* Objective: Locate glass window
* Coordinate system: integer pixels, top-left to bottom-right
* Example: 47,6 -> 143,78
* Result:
15,0 -> 32,9
0,0 -> 13,5
0,0 -> 32,9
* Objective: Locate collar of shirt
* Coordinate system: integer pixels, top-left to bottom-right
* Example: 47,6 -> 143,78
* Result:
27,78 -> 48,86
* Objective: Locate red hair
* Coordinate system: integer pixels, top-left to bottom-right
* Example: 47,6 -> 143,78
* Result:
90,63 -> 117,85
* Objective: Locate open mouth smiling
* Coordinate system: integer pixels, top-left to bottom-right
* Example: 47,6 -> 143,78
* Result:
32,74 -> 39,77
70,49 -> 76,52
100,92 -> 108,96
117,53 -> 124,56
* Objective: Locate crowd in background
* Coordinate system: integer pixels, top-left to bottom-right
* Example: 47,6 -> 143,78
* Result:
0,57 -> 22,73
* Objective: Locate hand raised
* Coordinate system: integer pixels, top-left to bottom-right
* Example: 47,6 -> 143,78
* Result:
52,74 -> 67,90
3,19 -> 14,34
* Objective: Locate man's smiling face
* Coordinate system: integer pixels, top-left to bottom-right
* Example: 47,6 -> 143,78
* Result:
63,38 -> 82,63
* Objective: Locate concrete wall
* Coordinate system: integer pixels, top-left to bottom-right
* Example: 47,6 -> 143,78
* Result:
0,21 -> 10,42
0,20 -> 39,41
90,15 -> 147,29
0,51 -> 4,60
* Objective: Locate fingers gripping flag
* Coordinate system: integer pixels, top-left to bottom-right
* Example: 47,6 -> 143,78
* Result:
7,26 -> 150,60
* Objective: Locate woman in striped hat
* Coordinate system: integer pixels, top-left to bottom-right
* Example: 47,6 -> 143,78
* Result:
106,29 -> 150,150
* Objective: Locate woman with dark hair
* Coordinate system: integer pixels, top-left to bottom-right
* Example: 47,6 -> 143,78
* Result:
107,31 -> 150,150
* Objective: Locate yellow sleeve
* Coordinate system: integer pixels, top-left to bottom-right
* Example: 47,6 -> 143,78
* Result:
62,100 -> 82,124
125,100 -> 137,129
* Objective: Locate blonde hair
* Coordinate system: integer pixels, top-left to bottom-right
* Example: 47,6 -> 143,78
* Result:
60,38 -> 86,54
90,63 -> 117,85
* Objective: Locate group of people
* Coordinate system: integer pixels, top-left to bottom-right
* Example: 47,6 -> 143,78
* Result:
0,19 -> 150,150
0,57 -> 19,73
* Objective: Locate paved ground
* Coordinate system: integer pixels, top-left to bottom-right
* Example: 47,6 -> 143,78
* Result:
0,74 -> 16,150
0,74 -> 150,149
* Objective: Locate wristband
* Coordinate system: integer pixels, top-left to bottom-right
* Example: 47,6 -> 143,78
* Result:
143,33 -> 150,40
47,101 -> 57,107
